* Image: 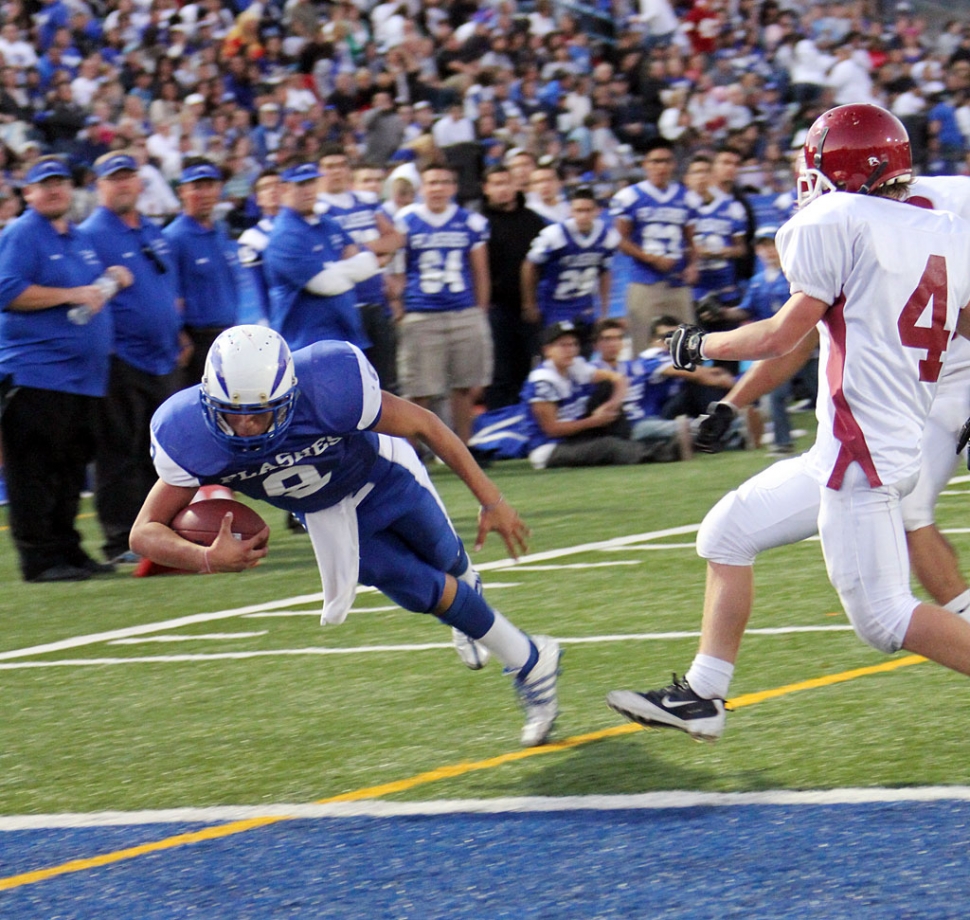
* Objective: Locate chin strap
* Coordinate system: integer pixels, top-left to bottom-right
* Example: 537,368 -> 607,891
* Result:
859,160 -> 888,195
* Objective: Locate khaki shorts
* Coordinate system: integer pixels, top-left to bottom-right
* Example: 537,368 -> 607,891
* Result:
397,307 -> 494,398
625,282 -> 694,355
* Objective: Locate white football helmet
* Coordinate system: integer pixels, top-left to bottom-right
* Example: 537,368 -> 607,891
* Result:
201,325 -> 299,452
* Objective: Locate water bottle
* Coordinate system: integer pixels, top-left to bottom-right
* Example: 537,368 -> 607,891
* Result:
66,274 -> 120,325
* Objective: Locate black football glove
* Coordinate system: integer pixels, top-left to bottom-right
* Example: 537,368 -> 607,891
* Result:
958,414 -> 970,467
695,293 -> 724,326
666,324 -> 707,371
695,401 -> 738,454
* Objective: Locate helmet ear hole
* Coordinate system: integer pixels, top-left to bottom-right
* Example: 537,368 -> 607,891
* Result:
201,325 -> 299,451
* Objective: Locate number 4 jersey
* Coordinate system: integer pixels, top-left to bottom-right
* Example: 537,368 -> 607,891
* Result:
394,203 -> 489,312
150,340 -> 386,514
779,191 -> 970,490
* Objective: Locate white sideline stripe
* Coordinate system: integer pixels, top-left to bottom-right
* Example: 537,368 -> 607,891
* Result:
0,524 -> 701,663
0,626 -> 854,670
5,786 -> 970,829
499,561 -> 642,570
599,543 -> 697,551
108,633 -> 268,645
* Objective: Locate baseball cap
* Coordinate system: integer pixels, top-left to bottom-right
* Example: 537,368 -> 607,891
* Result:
184,92 -> 205,106
259,102 -> 279,112
25,158 -> 71,184
94,153 -> 138,178
542,320 -> 580,346
414,100 -> 431,111
180,161 -> 223,183
280,162 -> 322,183
754,225 -> 779,242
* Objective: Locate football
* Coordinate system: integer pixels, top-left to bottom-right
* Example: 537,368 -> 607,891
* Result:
171,499 -> 269,547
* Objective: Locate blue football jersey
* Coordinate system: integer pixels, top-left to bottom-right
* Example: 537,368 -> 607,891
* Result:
150,340 -> 386,514
316,190 -> 385,305
394,203 -> 489,312
688,190 -> 747,301
627,346 -> 680,420
608,181 -> 696,285
526,218 -> 620,326
519,356 -> 598,453
236,216 -> 274,325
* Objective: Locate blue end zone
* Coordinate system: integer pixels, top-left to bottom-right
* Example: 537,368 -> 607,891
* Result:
2,800 -> 969,917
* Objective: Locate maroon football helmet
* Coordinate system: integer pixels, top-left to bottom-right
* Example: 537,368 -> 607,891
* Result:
796,104 -> 912,208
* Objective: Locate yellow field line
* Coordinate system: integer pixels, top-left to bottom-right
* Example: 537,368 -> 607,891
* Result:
0,654 -> 928,892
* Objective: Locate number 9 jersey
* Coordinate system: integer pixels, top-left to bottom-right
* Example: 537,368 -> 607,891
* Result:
150,340 -> 386,514
393,203 -> 489,312
778,191 -> 970,490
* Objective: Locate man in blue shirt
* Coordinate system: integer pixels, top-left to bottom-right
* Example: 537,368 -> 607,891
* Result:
263,160 -> 384,351
315,144 -> 403,392
79,151 -> 184,564
522,186 -> 620,356
609,138 -> 699,354
163,157 -> 242,390
236,168 -> 281,326
130,325 -> 562,748
0,156 -> 132,581
390,163 -> 492,445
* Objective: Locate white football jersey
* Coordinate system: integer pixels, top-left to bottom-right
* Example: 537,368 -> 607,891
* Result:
777,192 -> 970,490
907,176 -> 970,382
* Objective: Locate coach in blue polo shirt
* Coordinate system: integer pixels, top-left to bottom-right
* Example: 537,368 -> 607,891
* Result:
163,156 -> 242,389
79,150 -> 184,564
263,160 -> 381,351
0,155 -> 133,582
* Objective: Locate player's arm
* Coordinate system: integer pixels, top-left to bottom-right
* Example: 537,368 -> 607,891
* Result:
614,215 -> 649,264
372,392 -> 529,557
366,210 -> 405,256
520,258 -> 540,323
598,269 -> 611,319
701,292 -> 827,362
130,480 -> 269,574
590,366 -> 628,411
470,242 -> 490,310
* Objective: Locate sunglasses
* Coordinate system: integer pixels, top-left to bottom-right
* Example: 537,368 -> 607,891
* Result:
141,243 -> 167,274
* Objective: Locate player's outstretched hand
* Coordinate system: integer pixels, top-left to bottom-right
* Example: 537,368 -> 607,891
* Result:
207,513 -> 270,572
667,324 -> 706,371
475,498 -> 530,560
695,401 -> 738,453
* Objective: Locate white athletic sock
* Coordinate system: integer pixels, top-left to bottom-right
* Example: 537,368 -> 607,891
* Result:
478,610 -> 533,671
684,654 -> 734,701
945,589 -> 970,619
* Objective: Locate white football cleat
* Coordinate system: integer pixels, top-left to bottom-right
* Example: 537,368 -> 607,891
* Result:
514,636 -> 562,747
452,627 -> 490,670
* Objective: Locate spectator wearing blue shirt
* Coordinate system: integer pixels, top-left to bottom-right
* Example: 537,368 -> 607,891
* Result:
733,225 -> 797,454
315,143 -> 404,392
610,138 -> 699,355
79,151 -> 184,564
263,160 -> 382,352
236,167 -> 282,326
163,157 -> 243,390
0,156 -> 133,582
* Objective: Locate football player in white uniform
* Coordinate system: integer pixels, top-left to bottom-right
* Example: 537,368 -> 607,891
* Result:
607,104 -> 970,742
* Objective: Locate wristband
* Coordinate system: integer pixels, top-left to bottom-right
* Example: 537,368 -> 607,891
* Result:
480,495 -> 506,513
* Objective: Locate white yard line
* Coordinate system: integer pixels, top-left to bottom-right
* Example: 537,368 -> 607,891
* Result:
4,786 -> 970,829
108,633 -> 268,645
0,625 -> 854,670
0,525 -> 701,663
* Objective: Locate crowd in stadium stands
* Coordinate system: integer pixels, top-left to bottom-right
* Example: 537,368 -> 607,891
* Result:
0,0 -> 968,578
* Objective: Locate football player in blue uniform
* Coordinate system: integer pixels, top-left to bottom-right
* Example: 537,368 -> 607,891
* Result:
130,325 -> 561,747
522,186 -> 620,355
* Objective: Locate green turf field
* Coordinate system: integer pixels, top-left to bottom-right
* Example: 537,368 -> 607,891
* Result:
3,413 -> 970,817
